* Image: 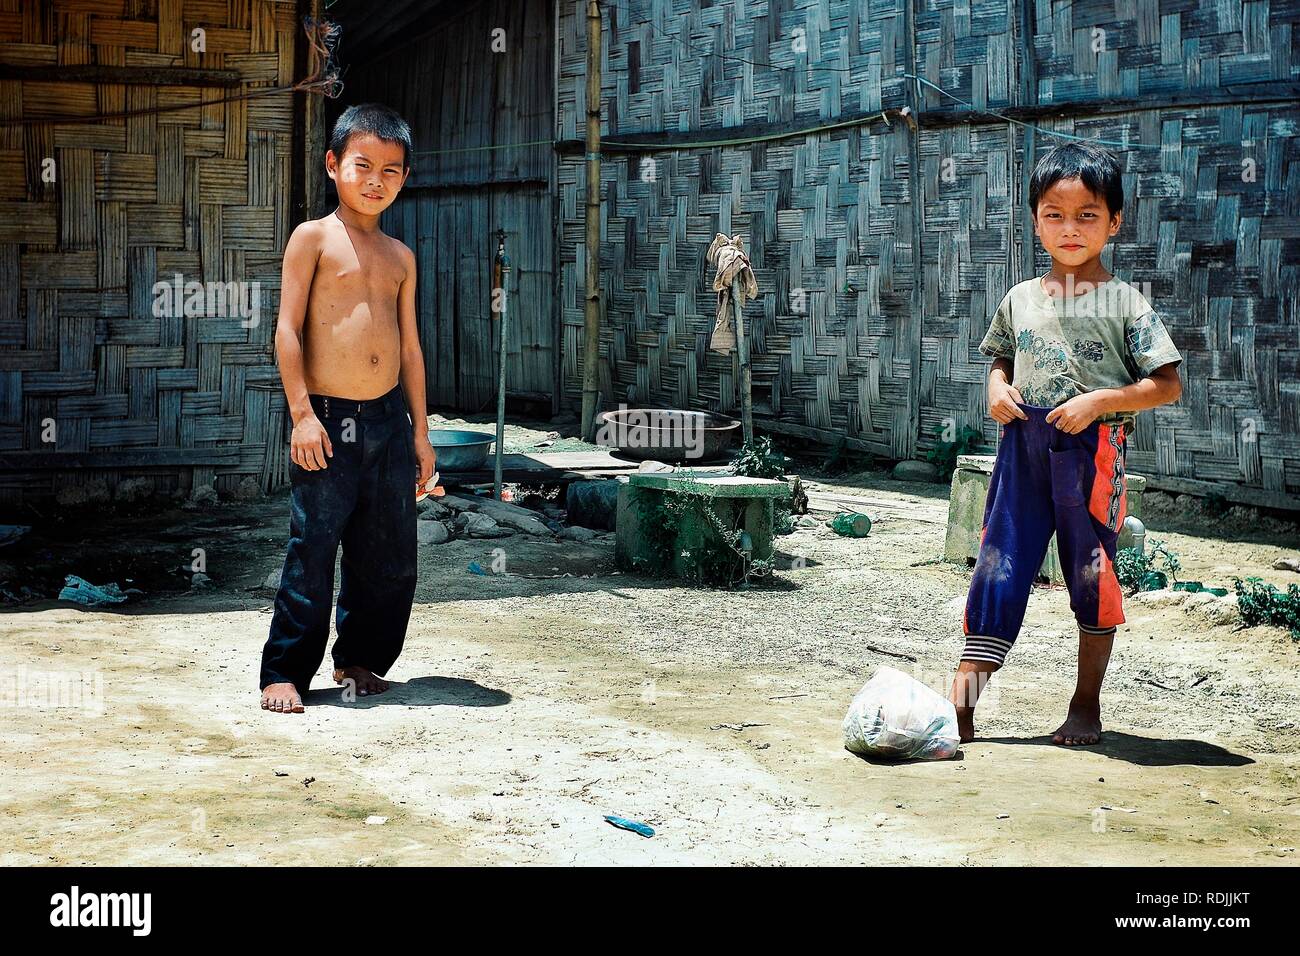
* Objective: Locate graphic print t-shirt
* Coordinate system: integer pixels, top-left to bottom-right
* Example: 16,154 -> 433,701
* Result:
978,276 -> 1183,427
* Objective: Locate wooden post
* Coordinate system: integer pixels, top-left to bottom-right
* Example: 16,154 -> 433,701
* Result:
301,0 -> 325,221
580,0 -> 603,442
731,275 -> 754,445
1016,0 -> 1039,286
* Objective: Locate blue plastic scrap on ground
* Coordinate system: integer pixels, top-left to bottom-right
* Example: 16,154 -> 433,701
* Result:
604,815 -> 654,838
58,574 -> 135,607
468,562 -> 487,576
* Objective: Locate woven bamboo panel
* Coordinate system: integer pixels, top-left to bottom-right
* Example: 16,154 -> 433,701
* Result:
916,121 -> 1021,451
0,0 -> 297,502
1029,0 -> 1293,102
557,0 -> 920,458
557,0 -> 1299,501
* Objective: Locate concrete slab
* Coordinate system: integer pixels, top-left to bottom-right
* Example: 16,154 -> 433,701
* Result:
627,473 -> 789,499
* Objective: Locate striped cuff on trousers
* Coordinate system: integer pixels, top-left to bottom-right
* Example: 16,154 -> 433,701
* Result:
1078,622 -> 1118,637
961,635 -> 1013,667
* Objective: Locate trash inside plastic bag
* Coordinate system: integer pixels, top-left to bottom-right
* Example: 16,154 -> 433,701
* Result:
842,666 -> 961,761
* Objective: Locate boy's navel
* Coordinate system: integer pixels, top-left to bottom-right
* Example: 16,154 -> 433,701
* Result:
370,354 -> 379,365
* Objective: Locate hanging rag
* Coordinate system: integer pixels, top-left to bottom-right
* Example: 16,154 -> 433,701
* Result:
705,233 -> 758,354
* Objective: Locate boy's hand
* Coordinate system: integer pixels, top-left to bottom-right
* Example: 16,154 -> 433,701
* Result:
1046,393 -> 1106,434
291,415 -> 333,470
413,434 -> 437,486
989,381 -> 1028,424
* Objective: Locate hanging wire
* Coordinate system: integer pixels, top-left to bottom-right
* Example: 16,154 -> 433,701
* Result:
601,109 -> 912,150
301,16 -> 345,99
902,73 -> 1164,150
411,139 -> 554,156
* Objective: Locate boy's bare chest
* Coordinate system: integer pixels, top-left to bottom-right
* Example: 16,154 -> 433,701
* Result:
313,238 -> 404,307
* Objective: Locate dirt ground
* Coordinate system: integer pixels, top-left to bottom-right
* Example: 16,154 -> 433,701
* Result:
3,458 -> 1299,866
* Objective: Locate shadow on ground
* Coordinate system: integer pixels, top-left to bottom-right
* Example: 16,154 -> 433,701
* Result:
304,675 -> 510,709
847,732 -> 1251,768
980,731 -> 1254,767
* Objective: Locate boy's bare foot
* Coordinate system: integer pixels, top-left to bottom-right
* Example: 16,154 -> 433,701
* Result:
950,660 -> 994,743
261,682 -> 304,714
333,665 -> 389,696
1053,629 -> 1113,745
1052,698 -> 1102,745
954,706 -> 975,743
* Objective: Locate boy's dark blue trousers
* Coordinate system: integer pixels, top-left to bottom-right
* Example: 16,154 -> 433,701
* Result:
260,384 -> 418,692
962,403 -> 1128,667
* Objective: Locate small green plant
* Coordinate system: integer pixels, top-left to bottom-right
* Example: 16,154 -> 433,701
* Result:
1114,538 -> 1181,593
635,486 -> 690,574
926,423 -> 984,480
819,434 -> 874,476
1233,577 -> 1300,639
731,435 -> 787,480
731,435 -> 800,536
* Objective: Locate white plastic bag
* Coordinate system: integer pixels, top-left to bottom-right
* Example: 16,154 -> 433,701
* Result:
842,666 -> 961,760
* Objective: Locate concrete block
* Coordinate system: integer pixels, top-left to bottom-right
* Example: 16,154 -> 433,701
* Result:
616,478 -> 778,581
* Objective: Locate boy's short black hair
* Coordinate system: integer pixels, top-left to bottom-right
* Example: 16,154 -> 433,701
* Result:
1029,142 -> 1123,216
329,103 -> 412,169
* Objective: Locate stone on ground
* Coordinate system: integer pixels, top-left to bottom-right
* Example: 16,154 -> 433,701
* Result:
418,521 -> 451,545
455,512 -> 509,538
891,460 -> 940,483
565,479 -> 623,531
234,476 -> 261,500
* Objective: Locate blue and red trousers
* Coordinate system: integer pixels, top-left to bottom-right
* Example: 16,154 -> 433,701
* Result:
962,403 -> 1128,667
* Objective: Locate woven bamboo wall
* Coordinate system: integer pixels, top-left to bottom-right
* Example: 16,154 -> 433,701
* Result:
0,0 -> 298,504
557,0 -> 1300,505
558,0 -> 922,459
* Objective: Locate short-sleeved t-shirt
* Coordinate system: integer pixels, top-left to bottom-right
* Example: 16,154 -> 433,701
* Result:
978,275 -> 1183,428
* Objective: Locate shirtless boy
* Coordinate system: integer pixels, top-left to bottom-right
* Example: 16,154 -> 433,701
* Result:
260,103 -> 436,713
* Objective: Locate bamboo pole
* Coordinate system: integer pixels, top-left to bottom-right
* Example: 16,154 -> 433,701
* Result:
302,0 -> 325,220
580,0 -> 602,442
731,275 -> 754,445
902,0 -> 923,461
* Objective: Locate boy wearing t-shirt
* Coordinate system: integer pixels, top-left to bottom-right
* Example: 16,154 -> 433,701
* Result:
951,142 -> 1183,746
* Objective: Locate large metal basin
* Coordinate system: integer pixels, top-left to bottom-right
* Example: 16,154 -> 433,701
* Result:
427,430 -> 495,470
596,408 -> 740,462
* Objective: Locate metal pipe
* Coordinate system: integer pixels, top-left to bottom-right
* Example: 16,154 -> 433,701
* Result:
493,228 -> 510,501
580,0 -> 603,442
